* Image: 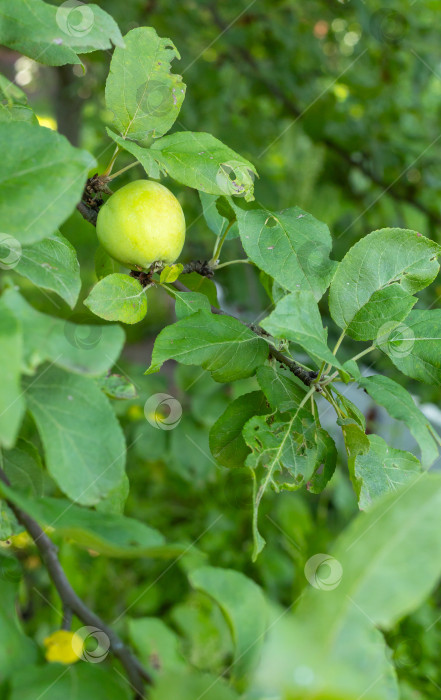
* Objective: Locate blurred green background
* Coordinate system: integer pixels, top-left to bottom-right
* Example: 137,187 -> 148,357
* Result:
2,2 -> 441,697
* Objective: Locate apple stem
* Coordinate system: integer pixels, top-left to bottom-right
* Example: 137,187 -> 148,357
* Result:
107,160 -> 140,180
102,144 -> 121,176
215,258 -> 250,269
209,220 -> 235,266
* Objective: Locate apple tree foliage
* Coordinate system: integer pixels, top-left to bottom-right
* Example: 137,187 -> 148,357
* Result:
1,2 -> 441,699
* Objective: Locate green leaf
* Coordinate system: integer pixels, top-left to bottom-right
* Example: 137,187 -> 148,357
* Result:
0,72 -> 37,124
256,364 -> 305,411
243,405 -> 319,559
329,229 -> 441,338
14,232 -> 81,308
0,103 -> 38,125
340,418 -> 370,461
150,670 -> 239,700
0,483 -> 181,559
24,366 -> 126,505
345,285 -> 416,341
0,501 -> 19,539
234,204 -> 337,301
0,122 -> 95,244
254,475 -> 441,699
376,308 -> 441,385
209,391 -> 270,468
94,244 -> 118,280
352,434 -> 421,509
172,289 -> 211,319
160,263 -> 183,284
105,27 -> 185,142
358,374 -> 439,468
261,290 -> 343,369
149,132 -> 257,200
199,192 -> 239,239
95,472 -> 129,515
315,474 -> 441,629
2,439 -> 44,497
0,580 -> 37,679
0,0 -> 124,67
128,618 -> 187,676
335,392 -> 366,429
189,566 -> 267,680
10,663 -> 131,700
308,428 -> 338,494
3,288 -> 124,377
97,374 -> 137,400
84,273 -> 148,324
0,298 -> 24,449
178,272 -> 219,307
146,311 -> 268,382
0,72 -> 27,105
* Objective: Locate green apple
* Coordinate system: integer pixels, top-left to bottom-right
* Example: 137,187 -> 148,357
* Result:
96,179 -> 186,269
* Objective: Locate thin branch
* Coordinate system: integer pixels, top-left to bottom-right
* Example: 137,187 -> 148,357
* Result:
0,468 -> 151,698
61,605 -> 73,631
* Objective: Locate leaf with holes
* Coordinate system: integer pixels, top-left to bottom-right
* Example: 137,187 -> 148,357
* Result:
243,406 -> 320,558
105,28 -> 185,142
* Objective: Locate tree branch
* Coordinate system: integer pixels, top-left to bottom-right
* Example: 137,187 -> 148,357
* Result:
0,468 -> 151,698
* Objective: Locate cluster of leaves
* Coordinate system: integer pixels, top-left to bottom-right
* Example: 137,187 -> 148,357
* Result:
1,2 -> 441,700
